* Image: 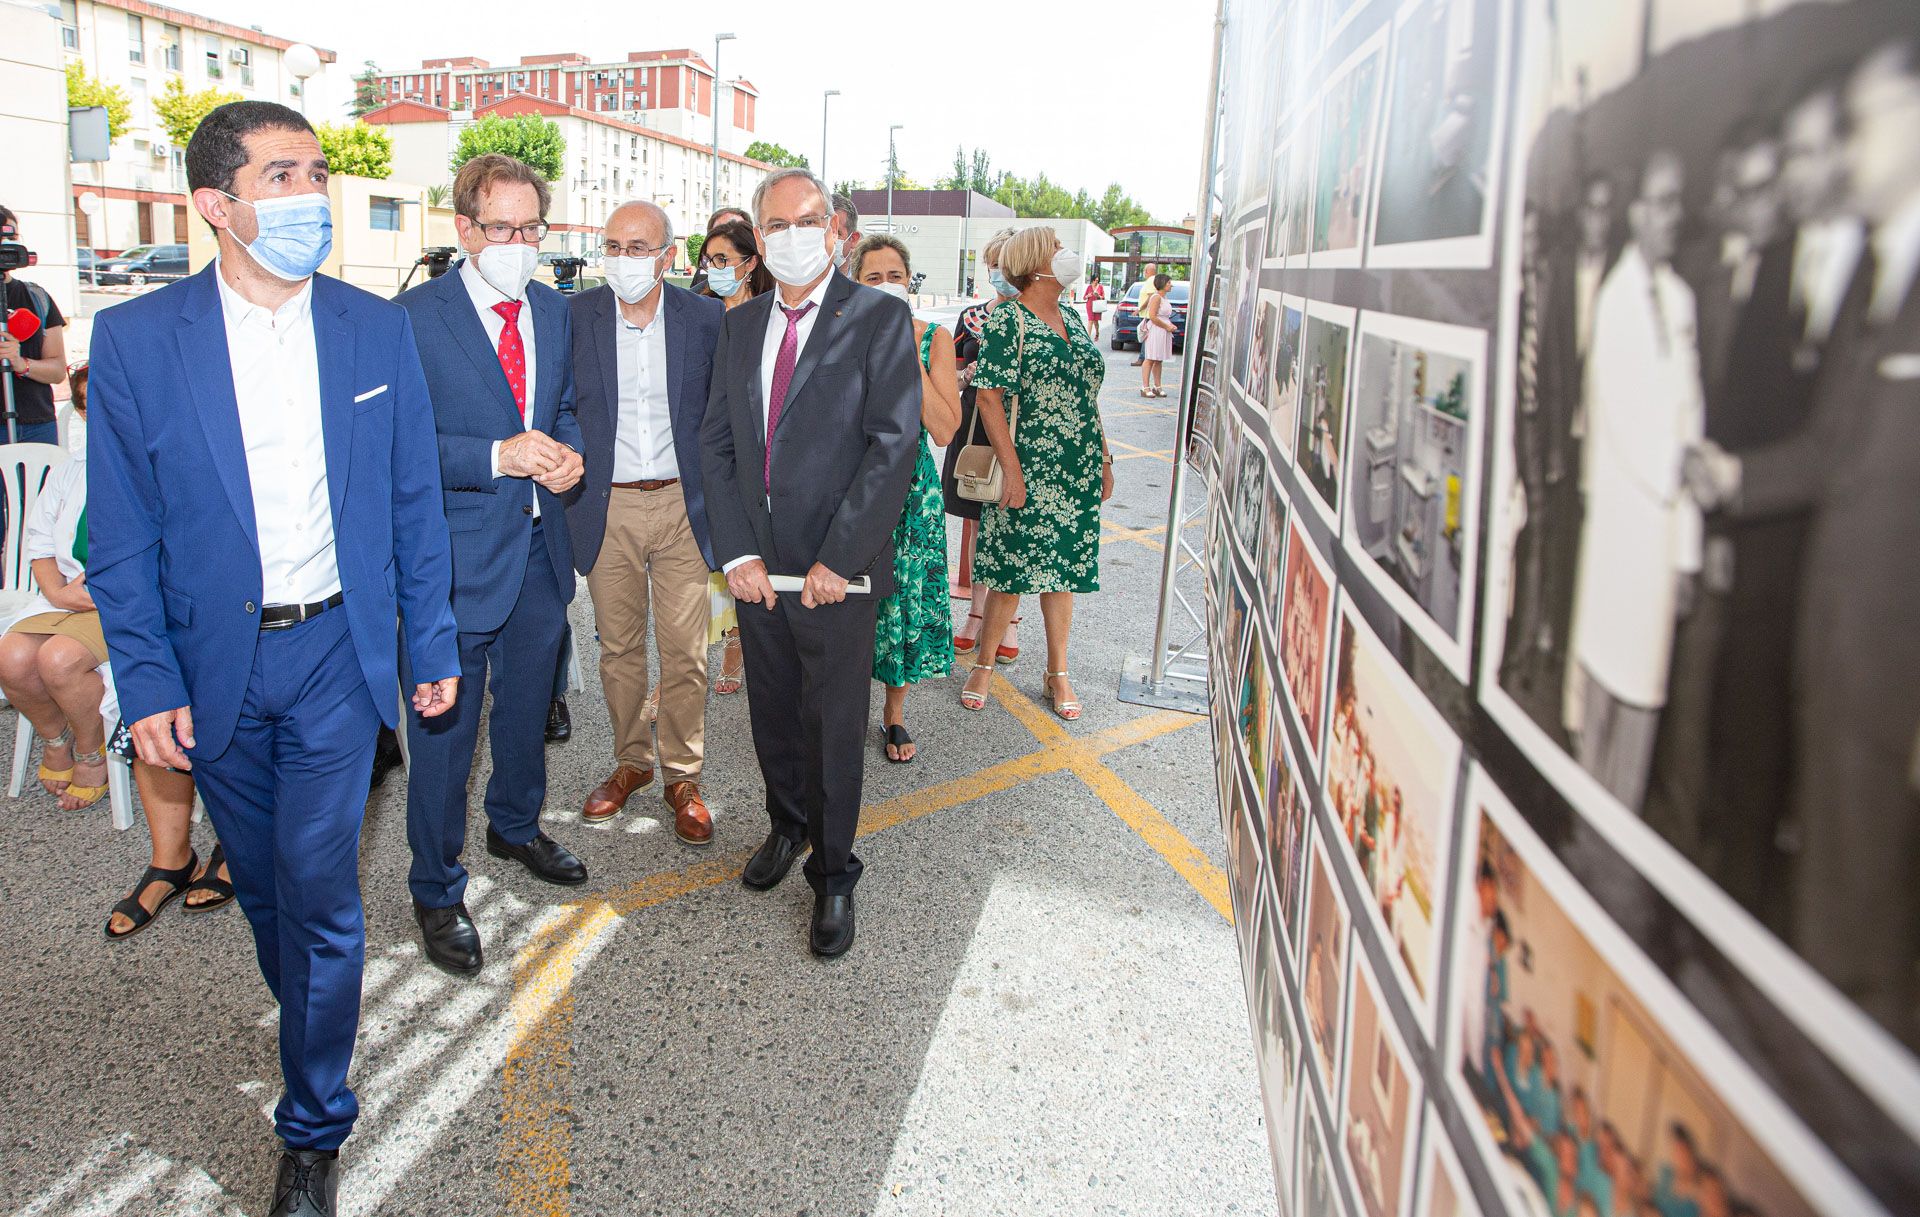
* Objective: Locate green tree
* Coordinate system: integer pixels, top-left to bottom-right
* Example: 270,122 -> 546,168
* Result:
425,184 -> 449,207
684,232 -> 705,266
450,114 -> 565,180
154,76 -> 243,150
743,140 -> 808,169
967,149 -> 994,194
1092,183 -> 1154,230
832,179 -> 863,199
64,62 -> 131,140
315,121 -> 393,179
350,60 -> 384,118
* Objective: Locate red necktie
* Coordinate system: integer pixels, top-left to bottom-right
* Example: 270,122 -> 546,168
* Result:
493,300 -> 527,420
764,301 -> 816,491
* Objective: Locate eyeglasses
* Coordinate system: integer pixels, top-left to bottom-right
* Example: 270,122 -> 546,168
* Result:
701,251 -> 752,269
474,220 -> 551,243
602,241 -> 669,258
761,214 -> 830,236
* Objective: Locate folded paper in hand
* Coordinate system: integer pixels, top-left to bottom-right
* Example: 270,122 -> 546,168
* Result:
768,574 -> 872,595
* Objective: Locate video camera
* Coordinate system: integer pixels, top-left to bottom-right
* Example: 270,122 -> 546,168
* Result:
396,246 -> 460,295
0,242 -> 30,273
549,256 -> 586,293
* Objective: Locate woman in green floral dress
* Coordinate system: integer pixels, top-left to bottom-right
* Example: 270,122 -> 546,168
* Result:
960,227 -> 1114,720
852,237 -> 962,761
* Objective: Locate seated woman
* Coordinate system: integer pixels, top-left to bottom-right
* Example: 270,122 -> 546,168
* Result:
0,364 -> 230,939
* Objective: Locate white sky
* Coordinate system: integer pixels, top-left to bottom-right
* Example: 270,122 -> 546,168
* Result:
206,0 -> 1218,221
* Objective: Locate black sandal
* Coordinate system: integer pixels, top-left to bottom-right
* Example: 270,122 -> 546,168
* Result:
881,723 -> 916,764
103,851 -> 198,941
184,843 -> 236,913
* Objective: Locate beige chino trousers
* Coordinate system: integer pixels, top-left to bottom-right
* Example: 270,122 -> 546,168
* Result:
587,484 -> 710,782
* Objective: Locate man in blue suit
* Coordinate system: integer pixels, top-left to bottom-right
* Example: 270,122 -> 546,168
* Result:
567,201 -> 725,837
87,102 -> 460,1217
395,154 -> 588,978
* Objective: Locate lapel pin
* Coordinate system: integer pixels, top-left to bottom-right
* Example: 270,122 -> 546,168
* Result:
835,309 -> 844,317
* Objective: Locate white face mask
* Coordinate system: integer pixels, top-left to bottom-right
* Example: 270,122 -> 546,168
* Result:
871,281 -> 911,304
66,414 -> 87,460
474,242 -> 539,299
1045,249 -> 1084,290
602,254 -> 663,305
762,225 -> 833,286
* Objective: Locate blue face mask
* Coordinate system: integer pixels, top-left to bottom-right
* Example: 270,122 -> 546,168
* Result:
223,190 -> 333,281
988,267 -> 1015,298
705,265 -> 742,297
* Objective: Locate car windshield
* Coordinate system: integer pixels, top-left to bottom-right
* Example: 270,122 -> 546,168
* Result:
114,245 -> 162,260
1168,284 -> 1190,304
1124,284 -> 1145,303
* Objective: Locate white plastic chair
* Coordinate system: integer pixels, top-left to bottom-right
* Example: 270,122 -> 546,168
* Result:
0,443 -> 73,802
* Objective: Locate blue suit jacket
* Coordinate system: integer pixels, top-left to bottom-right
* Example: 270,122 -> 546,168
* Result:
394,266 -> 581,634
565,282 -> 724,571
86,265 -> 460,758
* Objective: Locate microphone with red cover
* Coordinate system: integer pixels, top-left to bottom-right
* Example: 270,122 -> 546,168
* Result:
6,306 -> 42,344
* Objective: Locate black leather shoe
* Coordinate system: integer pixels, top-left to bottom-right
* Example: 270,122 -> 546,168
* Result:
545,698 -> 571,743
268,1147 -> 338,1216
741,832 -> 802,891
413,900 -> 482,976
486,827 -> 588,886
809,892 -> 855,958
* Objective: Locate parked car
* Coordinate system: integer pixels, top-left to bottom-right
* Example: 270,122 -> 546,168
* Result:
1111,280 -> 1189,352
75,248 -> 100,285
95,243 -> 189,286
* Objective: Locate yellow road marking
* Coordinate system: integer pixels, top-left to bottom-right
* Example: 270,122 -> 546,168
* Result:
499,672 -> 1217,1214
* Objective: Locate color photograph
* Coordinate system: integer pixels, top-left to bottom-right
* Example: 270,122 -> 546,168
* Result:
1313,30 -> 1390,267
1415,1117 -> 1484,1217
1251,894 -> 1303,1210
1267,293 -> 1307,458
1303,832 -> 1352,1093
1368,0 -> 1512,267
1259,470 -> 1288,631
1341,310 -> 1488,678
1448,769 -> 1880,1217
1250,293 -> 1278,401
1324,600 -> 1463,1028
1299,1089 -> 1349,1217
1266,712 -> 1311,958
1278,517 -> 1336,767
1294,299 -> 1358,527
1340,950 -> 1422,1217
1271,112 -> 1320,260
1240,628 -> 1273,805
1226,760 -> 1266,927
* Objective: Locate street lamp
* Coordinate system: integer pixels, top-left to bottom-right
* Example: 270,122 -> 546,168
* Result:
286,43 -> 321,118
820,89 -> 840,189
710,32 -> 736,221
886,123 -> 903,234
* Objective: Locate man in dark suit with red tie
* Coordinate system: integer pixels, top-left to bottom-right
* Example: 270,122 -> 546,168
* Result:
700,168 -> 921,957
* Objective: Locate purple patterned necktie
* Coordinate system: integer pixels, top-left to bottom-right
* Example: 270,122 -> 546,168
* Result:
764,300 -> 816,491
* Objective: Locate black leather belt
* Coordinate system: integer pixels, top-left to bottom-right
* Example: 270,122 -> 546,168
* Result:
260,591 -> 344,631
612,478 -> 679,491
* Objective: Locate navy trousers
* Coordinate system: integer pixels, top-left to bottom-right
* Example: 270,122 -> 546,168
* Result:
189,608 -> 379,1151
404,525 -> 566,908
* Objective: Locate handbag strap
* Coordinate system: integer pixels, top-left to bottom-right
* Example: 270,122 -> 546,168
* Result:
964,303 -> 1025,447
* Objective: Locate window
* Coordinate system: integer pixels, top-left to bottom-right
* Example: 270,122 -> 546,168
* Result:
163,24 -> 182,71
234,46 -> 252,88
130,77 -> 147,120
60,0 -> 77,49
205,35 -> 223,78
128,14 -> 145,63
169,148 -> 186,192
369,198 -> 403,232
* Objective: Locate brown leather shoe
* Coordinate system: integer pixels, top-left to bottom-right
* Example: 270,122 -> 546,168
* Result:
665,781 -> 712,846
583,764 -> 652,823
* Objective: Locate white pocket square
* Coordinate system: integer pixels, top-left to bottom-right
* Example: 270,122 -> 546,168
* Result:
353,385 -> 390,403
1878,354 -> 1920,381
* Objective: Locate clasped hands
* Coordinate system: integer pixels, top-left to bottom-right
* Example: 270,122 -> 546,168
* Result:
725,558 -> 849,610
1679,439 -> 1741,511
499,430 -> 583,493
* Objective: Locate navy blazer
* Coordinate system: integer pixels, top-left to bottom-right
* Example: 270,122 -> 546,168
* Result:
565,282 -> 723,571
699,272 -> 921,599
395,266 -> 582,634
86,266 -> 460,758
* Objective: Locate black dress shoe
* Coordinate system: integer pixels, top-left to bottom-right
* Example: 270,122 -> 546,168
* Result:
741,832 -> 803,891
486,827 -> 588,886
368,727 -> 403,791
810,892 -> 855,958
545,698 -> 571,743
268,1147 -> 338,1216
413,900 -> 482,976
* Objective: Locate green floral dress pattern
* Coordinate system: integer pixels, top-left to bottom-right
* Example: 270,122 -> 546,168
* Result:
972,303 -> 1106,594
873,325 -> 955,687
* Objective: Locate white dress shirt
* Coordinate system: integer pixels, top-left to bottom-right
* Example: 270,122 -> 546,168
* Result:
216,265 -> 341,606
460,257 -> 542,516
1790,215 -> 1865,344
1,453 -> 88,632
613,299 -> 678,481
725,273 -> 837,574
1867,193 -> 1920,326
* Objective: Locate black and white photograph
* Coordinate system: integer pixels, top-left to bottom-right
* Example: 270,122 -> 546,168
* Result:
1251,893 -> 1303,1210
1233,433 -> 1270,559
1298,1086 -> 1349,1217
1266,293 -> 1307,459
1447,768 -> 1883,1217
1260,469 -> 1288,631
1229,218 -> 1271,392
1312,29 -> 1390,267
1340,310 -> 1488,677
1250,292 -> 1279,401
1367,0 -> 1513,267
1294,299 -> 1359,527
1227,760 -> 1267,926
1476,0 -> 1920,1071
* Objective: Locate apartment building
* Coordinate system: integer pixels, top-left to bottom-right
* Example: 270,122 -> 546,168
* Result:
365,93 -> 773,261
371,49 -> 757,154
57,0 -> 335,253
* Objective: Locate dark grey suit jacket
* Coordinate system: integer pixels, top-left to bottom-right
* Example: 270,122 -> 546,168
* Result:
565,282 -> 724,572
699,272 -> 921,599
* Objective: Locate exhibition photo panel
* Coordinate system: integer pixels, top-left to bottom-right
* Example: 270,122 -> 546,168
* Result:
1313,26 -> 1392,268
1266,716 -> 1312,962
1278,516 -> 1336,769
1303,831 -> 1353,1099
1339,949 -> 1424,1217
1294,299 -> 1359,528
